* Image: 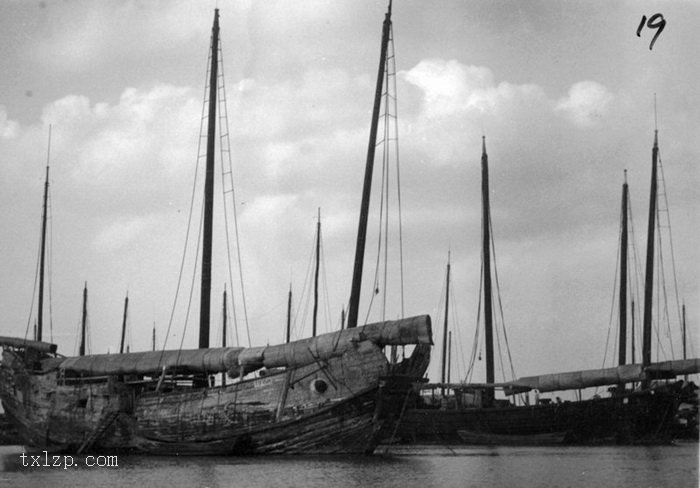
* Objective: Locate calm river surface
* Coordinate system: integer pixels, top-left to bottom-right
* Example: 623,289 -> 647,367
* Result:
0,443 -> 697,488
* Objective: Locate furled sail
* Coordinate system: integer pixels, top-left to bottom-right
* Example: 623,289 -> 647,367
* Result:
504,358 -> 700,395
505,364 -> 645,394
239,315 -> 432,369
646,358 -> 700,377
59,347 -> 244,376
0,336 -> 57,354
58,315 -> 432,377
238,315 -> 431,369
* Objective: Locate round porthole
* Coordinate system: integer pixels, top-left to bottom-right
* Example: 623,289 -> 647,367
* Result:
310,378 -> 328,394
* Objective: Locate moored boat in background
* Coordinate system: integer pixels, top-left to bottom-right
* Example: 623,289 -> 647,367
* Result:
389,129 -> 698,446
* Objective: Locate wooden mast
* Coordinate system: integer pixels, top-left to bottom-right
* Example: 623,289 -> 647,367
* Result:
120,293 -> 129,354
682,304 -> 687,361
222,287 -> 227,386
481,136 -> 495,405
79,282 -> 87,356
682,303 -> 687,381
313,208 -> 321,337
199,8 -> 220,349
37,126 -> 51,341
631,300 -> 636,364
641,129 -> 658,376
447,331 -> 452,384
440,252 -> 451,394
618,171 -> 629,367
286,284 -> 292,343
222,287 -> 227,350
347,1 -> 392,329
616,171 -> 629,393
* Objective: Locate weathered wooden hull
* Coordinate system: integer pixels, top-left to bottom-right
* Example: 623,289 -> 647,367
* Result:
392,382 -> 683,445
0,340 -> 429,455
0,412 -> 19,445
131,386 -> 382,455
456,429 -> 567,445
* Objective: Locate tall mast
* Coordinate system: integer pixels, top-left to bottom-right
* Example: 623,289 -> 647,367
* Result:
481,136 -> 495,405
631,300 -> 636,364
120,293 -> 129,354
313,208 -> 321,337
152,323 -> 156,352
79,282 -> 88,356
642,129 -> 658,371
286,284 -> 292,343
222,287 -> 227,386
618,171 -> 629,367
447,331 -> 452,384
37,126 -> 52,341
682,303 -> 687,361
441,252 -> 451,394
347,1 -> 392,329
682,303 -> 687,381
199,8 -> 220,349
222,287 -> 227,349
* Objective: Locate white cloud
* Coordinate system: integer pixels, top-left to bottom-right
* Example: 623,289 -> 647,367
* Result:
555,80 -> 614,127
40,84 -> 199,186
0,107 -> 19,139
93,216 -> 153,252
34,3 -> 212,72
401,59 -> 549,119
242,194 -> 301,230
401,59 -> 497,117
402,59 -> 615,133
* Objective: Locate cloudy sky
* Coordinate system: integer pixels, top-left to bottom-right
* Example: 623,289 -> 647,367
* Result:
1,0 -> 697,387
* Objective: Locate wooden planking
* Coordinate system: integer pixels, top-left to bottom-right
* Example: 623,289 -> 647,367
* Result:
0,338 -> 428,454
133,342 -> 389,446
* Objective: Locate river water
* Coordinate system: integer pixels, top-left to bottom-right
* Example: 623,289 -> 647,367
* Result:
0,443 -> 697,488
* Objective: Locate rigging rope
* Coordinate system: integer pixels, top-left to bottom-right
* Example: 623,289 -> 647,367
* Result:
320,236 -> 334,334
601,193 -> 624,370
217,40 -> 251,348
434,256 -> 471,382
163,32 -> 253,367
159,31 -> 211,366
46,187 -> 54,344
25,203 -> 43,341
656,215 -> 673,360
25,179 -> 55,343
292,220 -> 320,339
657,153 -> 686,356
465,197 -> 518,383
489,211 -> 517,381
363,23 -> 404,325
600,149 -> 687,368
627,193 -> 645,362
465,262 -> 483,383
434,266 -> 446,379
389,24 -> 406,320
176,199 -> 205,356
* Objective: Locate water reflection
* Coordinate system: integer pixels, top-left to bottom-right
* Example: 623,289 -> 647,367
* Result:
1,444 -> 697,488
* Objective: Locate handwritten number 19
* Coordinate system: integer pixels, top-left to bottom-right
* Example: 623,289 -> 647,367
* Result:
637,14 -> 666,50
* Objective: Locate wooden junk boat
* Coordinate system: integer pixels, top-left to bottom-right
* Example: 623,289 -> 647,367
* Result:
0,318 -> 431,455
392,132 -> 698,446
0,6 -> 432,455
